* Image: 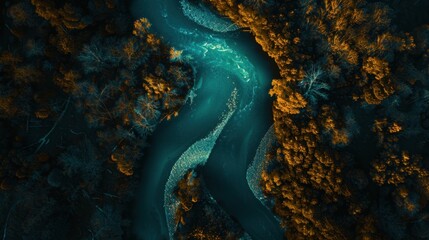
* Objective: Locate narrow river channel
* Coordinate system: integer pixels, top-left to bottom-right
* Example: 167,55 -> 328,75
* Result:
131,0 -> 283,239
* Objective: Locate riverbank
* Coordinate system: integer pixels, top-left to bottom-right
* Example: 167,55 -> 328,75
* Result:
205,0 -> 429,239
0,0 -> 193,238
131,0 -> 284,239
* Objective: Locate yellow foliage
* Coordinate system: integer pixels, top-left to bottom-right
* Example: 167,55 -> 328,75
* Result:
133,18 -> 151,37
388,122 -> 402,133
169,47 -> 183,60
270,79 -> 307,114
143,75 -> 172,100
59,3 -> 87,30
363,57 -> 390,81
117,160 -> 133,176
35,108 -> 50,119
111,152 -> 134,176
146,33 -> 160,46
372,151 -> 428,186
31,1 -> 87,30
331,129 -> 349,145
203,0 -> 420,239
123,38 -> 138,61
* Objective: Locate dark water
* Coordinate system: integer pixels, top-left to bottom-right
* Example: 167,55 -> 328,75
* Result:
131,0 -> 283,239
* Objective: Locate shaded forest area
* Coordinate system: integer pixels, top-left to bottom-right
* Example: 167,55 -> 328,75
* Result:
172,167 -> 247,240
204,0 -> 429,239
0,0 -> 193,239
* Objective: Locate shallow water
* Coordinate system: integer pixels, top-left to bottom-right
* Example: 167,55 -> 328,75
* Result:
131,0 -> 283,239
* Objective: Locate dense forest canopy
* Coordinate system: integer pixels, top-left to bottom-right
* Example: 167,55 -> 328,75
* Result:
203,0 -> 429,239
0,0 -> 193,238
2,0 -> 429,239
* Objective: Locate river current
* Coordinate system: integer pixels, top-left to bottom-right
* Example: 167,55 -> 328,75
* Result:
131,0 -> 283,239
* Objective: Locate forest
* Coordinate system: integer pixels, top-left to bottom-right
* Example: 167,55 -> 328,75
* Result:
202,0 -> 429,239
0,0 -> 193,239
172,167 -> 248,240
2,0 -> 429,239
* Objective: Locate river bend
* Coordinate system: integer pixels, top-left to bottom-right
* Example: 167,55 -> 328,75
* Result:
132,0 -> 283,239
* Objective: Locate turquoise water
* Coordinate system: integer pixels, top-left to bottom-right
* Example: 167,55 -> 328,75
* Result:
164,89 -> 238,238
131,0 -> 283,239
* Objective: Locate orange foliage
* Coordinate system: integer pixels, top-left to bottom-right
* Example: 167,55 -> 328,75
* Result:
189,228 -> 222,240
133,18 -> 151,37
174,171 -> 201,226
203,0 -> 418,238
31,1 -> 87,30
143,75 -> 172,100
55,69 -> 80,93
269,80 -> 307,115
371,119 -> 428,185
362,57 -> 390,81
35,108 -> 50,119
111,152 -> 134,176
169,48 -> 183,60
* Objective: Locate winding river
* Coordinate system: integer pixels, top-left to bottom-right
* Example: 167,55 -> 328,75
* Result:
131,0 -> 283,239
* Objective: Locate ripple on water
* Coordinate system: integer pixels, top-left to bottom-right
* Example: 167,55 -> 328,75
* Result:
132,0 -> 282,238
164,89 -> 237,238
180,0 -> 239,33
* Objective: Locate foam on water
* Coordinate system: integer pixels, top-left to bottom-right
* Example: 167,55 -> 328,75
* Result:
164,89 -> 238,238
246,125 -> 283,223
180,0 -> 239,33
131,0 -> 283,238
161,14 -> 258,112
246,125 -> 275,203
180,33 -> 257,111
